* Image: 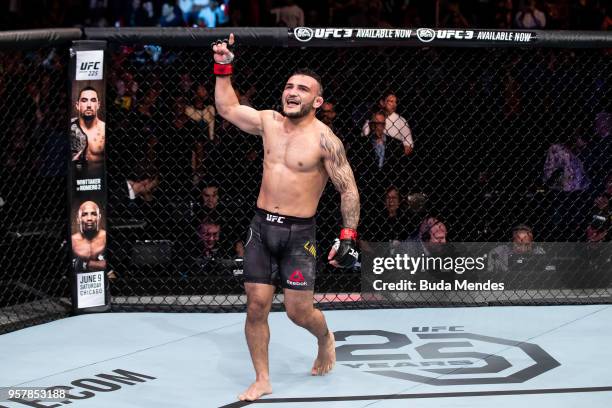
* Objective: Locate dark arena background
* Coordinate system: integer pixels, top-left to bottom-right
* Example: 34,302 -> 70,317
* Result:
0,2 -> 612,406
0,25 -> 610,333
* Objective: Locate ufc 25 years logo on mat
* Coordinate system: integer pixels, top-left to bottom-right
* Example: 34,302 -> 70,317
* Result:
335,327 -> 560,385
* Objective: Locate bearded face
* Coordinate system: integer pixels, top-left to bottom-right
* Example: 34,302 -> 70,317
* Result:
281,75 -> 321,119
77,89 -> 100,122
282,99 -> 314,118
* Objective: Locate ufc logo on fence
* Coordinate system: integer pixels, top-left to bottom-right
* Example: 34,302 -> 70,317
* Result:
266,214 -> 285,224
76,50 -> 104,80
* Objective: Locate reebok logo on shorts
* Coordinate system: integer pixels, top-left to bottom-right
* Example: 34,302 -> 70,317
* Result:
287,270 -> 308,286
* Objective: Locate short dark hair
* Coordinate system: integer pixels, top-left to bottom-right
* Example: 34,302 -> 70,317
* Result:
198,179 -> 219,191
199,216 -> 220,228
512,224 -> 533,236
372,110 -> 386,120
289,68 -> 323,96
381,90 -> 397,101
78,86 -> 99,100
386,185 -> 400,196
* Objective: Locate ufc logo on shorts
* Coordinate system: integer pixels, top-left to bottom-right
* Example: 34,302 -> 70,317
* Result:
266,214 -> 285,224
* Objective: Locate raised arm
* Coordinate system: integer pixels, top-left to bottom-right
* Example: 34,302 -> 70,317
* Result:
320,128 -> 360,229
213,33 -> 263,136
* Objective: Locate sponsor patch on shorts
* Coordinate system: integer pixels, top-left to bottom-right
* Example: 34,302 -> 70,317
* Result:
287,270 -> 308,286
303,241 -> 316,258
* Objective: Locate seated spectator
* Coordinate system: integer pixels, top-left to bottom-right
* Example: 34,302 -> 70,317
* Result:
319,101 -> 337,132
362,186 -> 413,242
160,2 -> 185,26
441,1 -> 471,28
178,72 -> 194,95
347,0 -> 392,28
351,111 -> 405,201
544,132 -> 590,192
584,112 -> 611,189
495,0 -> 514,28
394,216 -> 453,276
198,218 -> 223,258
196,181 -> 226,216
543,132 -> 591,240
418,216 -> 448,244
178,0 -> 195,23
361,91 -> 414,156
113,72 -> 139,112
586,173 -> 612,243
196,218 -> 242,272
194,180 -> 246,237
270,0 -> 304,27
197,1 -> 225,27
514,0 -> 546,28
126,0 -> 156,27
593,173 -> 612,214
488,224 -> 546,272
200,181 -> 220,211
586,220 -> 610,243
136,88 -> 160,127
185,94 -> 215,140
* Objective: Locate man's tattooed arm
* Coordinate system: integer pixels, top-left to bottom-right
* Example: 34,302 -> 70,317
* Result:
320,128 -> 360,230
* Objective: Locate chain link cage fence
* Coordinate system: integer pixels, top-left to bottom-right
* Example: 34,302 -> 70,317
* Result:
1,28 -> 611,333
0,43 -> 73,334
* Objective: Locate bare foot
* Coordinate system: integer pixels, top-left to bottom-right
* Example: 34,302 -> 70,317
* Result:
311,331 -> 335,376
238,380 -> 272,401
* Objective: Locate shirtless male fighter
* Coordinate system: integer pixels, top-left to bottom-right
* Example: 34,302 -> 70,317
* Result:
213,34 -> 360,401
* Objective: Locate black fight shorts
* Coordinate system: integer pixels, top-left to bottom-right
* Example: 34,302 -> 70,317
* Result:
244,208 -> 317,291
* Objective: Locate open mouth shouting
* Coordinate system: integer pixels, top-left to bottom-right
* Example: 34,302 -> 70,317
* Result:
286,98 -> 300,107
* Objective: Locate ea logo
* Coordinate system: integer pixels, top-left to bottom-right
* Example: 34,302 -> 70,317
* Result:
416,28 -> 436,43
294,27 -> 314,42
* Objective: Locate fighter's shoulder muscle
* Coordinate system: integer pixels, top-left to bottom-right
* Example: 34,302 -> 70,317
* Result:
317,122 -> 344,155
260,110 -> 283,136
261,110 -> 283,123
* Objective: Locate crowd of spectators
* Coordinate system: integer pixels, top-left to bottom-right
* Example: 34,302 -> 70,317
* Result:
1,0 -> 611,31
0,2 -> 610,282
1,47 -> 610,269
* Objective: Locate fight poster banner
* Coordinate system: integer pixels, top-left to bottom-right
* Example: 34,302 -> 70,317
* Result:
68,41 -> 110,313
